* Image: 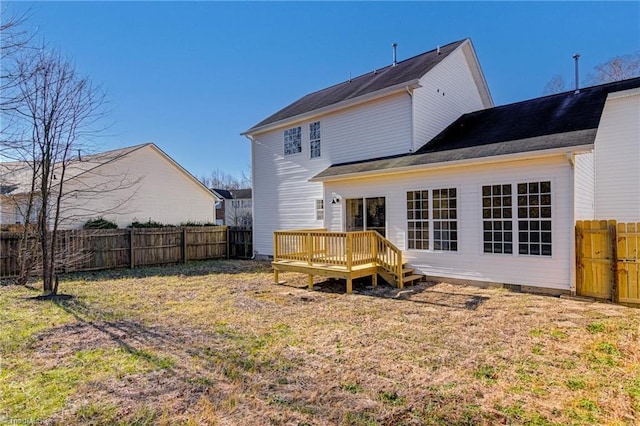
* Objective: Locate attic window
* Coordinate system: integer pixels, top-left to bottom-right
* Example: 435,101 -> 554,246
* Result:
284,126 -> 302,156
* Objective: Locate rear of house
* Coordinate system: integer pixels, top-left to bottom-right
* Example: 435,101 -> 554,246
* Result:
245,34 -> 640,294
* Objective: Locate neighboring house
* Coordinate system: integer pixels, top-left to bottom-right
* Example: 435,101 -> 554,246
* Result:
244,36 -> 640,294
0,143 -> 216,229
211,188 -> 253,226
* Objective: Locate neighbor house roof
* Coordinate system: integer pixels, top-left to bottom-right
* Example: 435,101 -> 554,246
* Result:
312,77 -> 640,181
0,143 -> 213,198
245,39 -> 467,134
212,189 -> 252,200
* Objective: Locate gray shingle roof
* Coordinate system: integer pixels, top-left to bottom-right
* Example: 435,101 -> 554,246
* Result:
312,77 -> 640,180
246,39 -> 467,132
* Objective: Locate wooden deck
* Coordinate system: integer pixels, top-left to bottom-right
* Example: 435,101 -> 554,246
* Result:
273,230 -> 423,294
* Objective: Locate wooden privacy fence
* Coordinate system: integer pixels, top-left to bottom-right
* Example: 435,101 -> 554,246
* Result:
0,226 -> 250,278
228,226 -> 253,259
576,220 -> 640,305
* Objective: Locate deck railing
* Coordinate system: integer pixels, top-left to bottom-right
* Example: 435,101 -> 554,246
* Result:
273,229 -> 403,286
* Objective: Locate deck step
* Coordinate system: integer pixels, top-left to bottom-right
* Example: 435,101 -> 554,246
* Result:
401,274 -> 424,285
402,268 -> 414,276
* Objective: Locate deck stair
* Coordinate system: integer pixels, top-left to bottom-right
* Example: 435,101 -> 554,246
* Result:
272,229 -> 424,293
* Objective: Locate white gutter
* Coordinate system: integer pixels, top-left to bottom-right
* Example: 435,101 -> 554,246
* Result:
310,144 -> 595,183
242,79 -> 422,136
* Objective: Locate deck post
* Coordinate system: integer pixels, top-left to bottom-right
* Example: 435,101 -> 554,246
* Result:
397,251 -> 403,289
372,273 -> 377,287
346,233 -> 353,272
307,232 -> 313,265
346,277 -> 353,294
308,274 -> 314,289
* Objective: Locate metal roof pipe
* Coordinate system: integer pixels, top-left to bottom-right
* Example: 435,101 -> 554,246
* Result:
573,53 -> 580,94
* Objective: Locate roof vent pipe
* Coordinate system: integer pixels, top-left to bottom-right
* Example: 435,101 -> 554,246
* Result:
437,45 -> 441,55
392,43 -> 398,66
573,53 -> 580,93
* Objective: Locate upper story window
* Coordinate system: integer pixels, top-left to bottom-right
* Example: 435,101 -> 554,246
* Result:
284,126 -> 302,156
310,121 -> 321,158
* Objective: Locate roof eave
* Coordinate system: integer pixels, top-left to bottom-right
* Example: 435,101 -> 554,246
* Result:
242,79 -> 422,136
310,144 -> 594,183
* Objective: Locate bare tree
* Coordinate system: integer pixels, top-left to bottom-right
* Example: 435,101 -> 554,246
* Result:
542,74 -> 567,95
199,168 -> 250,190
543,52 -> 640,93
6,48 -> 106,293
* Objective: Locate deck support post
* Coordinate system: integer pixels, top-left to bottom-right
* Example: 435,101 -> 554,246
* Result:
372,273 -> 377,287
274,268 -> 279,284
346,277 -> 353,294
308,274 -> 314,290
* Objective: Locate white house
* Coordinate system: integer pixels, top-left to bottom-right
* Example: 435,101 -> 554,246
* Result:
211,188 -> 252,226
0,143 -> 216,229
243,37 -> 640,293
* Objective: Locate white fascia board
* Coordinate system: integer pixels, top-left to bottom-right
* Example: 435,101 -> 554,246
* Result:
310,144 -> 594,183
242,79 -> 422,137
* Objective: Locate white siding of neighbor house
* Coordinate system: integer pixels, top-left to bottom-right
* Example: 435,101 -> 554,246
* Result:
594,88 -> 640,222
60,145 -> 214,229
251,93 -> 413,256
324,155 -> 574,290
574,151 -> 595,220
412,43 -> 490,151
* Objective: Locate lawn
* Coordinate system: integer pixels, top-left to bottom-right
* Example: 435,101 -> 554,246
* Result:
1,260 -> 639,425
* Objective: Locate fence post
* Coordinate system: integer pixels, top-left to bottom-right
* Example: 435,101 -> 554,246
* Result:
129,228 -> 135,268
182,227 -> 188,264
226,226 -> 230,259
610,220 -> 618,303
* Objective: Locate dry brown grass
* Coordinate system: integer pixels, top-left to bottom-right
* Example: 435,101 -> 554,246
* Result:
1,259 -> 639,425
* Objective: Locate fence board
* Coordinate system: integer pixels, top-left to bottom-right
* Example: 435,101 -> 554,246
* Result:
618,222 -> 640,304
576,220 -> 614,300
0,226 -> 243,278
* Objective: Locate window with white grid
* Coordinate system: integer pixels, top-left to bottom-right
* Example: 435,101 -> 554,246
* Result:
284,126 -> 301,156
406,190 -> 429,250
482,184 -> 513,254
517,181 -> 552,256
316,199 -> 324,220
432,188 -> 457,251
309,121 -> 321,158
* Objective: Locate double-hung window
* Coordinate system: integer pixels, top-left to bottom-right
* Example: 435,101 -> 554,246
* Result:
482,181 -> 552,256
316,199 -> 324,220
406,188 -> 457,251
309,121 -> 321,158
284,126 -> 301,156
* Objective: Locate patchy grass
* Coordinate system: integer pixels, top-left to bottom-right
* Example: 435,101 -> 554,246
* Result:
1,259 -> 639,425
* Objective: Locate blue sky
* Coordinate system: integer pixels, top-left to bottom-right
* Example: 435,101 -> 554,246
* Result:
6,1 -> 640,181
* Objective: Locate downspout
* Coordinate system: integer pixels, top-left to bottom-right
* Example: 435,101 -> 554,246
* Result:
406,86 -> 414,153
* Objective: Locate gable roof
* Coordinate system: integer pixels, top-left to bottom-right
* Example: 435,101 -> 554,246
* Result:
245,39 -> 467,134
312,77 -> 640,181
0,143 -> 213,199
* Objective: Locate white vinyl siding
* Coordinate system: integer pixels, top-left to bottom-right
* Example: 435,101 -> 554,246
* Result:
574,151 -> 595,220
412,43 -> 491,151
250,93 -> 412,256
58,145 -> 215,229
325,155 -> 573,290
594,89 -> 640,221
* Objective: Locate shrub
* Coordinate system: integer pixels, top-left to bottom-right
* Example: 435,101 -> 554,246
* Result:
83,217 -> 118,229
179,221 -> 219,227
128,220 -> 173,228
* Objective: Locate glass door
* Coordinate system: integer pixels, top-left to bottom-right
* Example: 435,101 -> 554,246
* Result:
345,197 -> 386,237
